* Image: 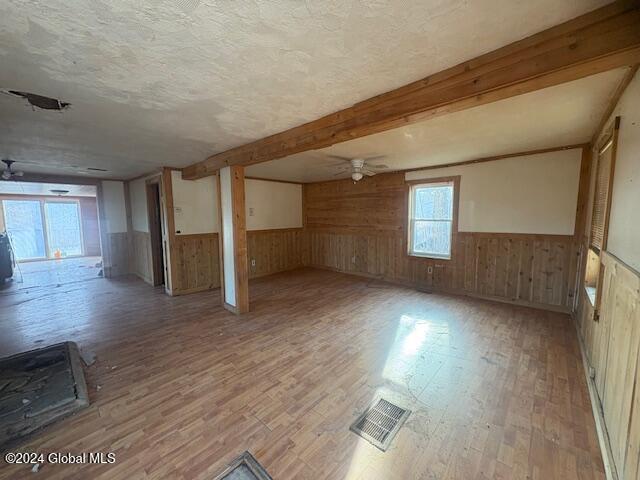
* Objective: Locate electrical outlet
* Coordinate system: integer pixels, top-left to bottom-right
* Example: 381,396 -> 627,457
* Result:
351,255 -> 356,264
427,266 -> 433,274
249,207 -> 254,216
251,258 -> 256,267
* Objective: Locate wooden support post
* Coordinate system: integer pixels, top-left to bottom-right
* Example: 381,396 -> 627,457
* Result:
161,167 -> 178,295
218,165 -> 249,314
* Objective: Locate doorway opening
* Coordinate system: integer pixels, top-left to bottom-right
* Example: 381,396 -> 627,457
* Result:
146,181 -> 165,286
0,181 -> 102,289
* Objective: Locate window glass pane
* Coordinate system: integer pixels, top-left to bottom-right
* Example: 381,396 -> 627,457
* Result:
412,220 -> 452,257
414,185 -> 453,220
45,202 -> 83,257
2,200 -> 46,260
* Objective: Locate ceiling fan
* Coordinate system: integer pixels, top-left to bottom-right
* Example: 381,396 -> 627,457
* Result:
327,155 -> 389,182
1,159 -> 24,180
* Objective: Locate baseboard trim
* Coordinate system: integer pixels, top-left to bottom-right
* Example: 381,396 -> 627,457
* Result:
170,284 -> 219,296
573,315 -> 619,480
308,264 -> 571,314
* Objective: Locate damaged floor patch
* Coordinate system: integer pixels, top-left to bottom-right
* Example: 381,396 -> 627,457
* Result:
213,452 -> 272,480
0,342 -> 89,450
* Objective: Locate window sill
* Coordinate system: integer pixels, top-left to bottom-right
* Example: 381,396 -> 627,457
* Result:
585,285 -> 597,308
408,252 -> 452,261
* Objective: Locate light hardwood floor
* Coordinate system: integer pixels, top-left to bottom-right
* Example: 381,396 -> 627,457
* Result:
0,268 -> 604,479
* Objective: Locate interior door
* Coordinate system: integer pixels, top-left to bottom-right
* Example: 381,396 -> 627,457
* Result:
2,199 -> 47,261
44,201 -> 83,258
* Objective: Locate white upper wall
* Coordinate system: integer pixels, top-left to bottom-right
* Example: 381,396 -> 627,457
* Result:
171,170 -> 219,235
405,149 -> 582,235
101,181 -> 127,233
169,173 -> 303,234
606,72 -> 640,272
129,178 -> 149,232
245,179 -> 302,231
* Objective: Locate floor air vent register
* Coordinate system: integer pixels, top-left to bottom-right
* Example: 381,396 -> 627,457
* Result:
349,397 -> 410,451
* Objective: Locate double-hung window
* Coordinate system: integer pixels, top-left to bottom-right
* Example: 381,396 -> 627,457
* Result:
408,177 -> 458,260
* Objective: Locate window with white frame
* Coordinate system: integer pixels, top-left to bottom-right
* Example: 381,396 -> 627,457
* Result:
408,179 -> 456,259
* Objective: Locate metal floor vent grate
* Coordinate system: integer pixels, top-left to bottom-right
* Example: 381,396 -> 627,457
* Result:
349,398 -> 410,451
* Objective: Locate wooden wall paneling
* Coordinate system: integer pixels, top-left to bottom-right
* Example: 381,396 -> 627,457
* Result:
594,269 -> 613,400
505,238 -> 521,300
304,174 -> 579,311
246,228 -> 305,279
624,344 -> 640,480
172,234 -> 220,295
600,252 -> 640,477
107,232 -> 130,277
493,237 -> 509,298
131,231 -> 153,284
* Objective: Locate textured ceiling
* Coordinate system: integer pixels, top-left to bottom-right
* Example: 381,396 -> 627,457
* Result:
0,181 -> 96,197
0,0 -> 609,179
246,69 -> 627,183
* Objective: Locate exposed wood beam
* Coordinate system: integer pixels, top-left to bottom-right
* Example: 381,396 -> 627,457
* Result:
244,176 -> 304,185
591,63 -> 638,144
183,1 -> 640,180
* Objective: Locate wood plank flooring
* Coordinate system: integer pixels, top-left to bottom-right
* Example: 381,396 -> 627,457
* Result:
0,268 -> 604,479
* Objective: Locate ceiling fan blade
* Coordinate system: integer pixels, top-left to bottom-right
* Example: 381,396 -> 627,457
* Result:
361,168 -> 377,176
366,163 -> 389,170
362,154 -> 386,162
326,155 -> 352,163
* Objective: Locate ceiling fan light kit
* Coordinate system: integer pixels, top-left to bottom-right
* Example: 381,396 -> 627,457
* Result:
1,159 -> 25,180
327,155 -> 389,183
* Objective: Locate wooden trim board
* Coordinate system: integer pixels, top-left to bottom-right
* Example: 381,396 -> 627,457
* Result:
574,315 -> 619,480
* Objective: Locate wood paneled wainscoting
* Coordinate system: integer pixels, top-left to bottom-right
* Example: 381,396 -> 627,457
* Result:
308,230 -> 579,312
130,230 -> 153,284
173,233 -> 220,295
576,251 -> 640,480
247,228 -> 307,278
169,229 -> 306,295
305,173 -> 580,312
104,232 -> 130,278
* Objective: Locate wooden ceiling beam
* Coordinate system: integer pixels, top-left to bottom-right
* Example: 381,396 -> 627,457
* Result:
591,63 -> 639,145
183,0 -> 640,180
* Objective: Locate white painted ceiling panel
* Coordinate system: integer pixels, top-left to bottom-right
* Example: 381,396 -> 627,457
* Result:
0,0 -> 609,179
